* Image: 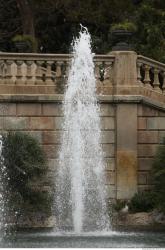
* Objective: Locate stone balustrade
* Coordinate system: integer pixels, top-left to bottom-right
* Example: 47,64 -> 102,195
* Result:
1,51 -> 165,99
137,55 -> 165,93
0,52 -> 115,94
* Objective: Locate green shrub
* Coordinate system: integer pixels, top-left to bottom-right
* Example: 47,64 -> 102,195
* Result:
110,21 -> 137,32
112,200 -> 127,212
151,138 -> 165,213
12,34 -> 38,52
1,132 -> 51,215
129,191 -> 155,213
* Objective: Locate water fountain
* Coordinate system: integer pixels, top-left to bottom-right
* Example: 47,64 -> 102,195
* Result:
55,26 -> 110,233
0,27 -> 164,248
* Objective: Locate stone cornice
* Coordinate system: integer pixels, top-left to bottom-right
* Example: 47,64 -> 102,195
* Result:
0,94 -> 164,111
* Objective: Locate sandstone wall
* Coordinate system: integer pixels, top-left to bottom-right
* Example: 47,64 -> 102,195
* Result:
137,104 -> 165,192
0,100 -> 116,200
0,98 -> 165,201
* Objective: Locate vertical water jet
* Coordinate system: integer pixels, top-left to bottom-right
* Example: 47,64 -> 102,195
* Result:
55,27 -> 111,233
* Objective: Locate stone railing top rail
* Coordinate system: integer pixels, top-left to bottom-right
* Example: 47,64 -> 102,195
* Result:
137,55 -> 165,71
0,52 -> 115,62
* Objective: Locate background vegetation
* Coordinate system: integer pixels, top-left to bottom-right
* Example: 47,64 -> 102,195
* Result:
0,0 -> 164,62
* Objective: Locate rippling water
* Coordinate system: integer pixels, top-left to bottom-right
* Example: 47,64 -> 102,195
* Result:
1,230 -> 165,248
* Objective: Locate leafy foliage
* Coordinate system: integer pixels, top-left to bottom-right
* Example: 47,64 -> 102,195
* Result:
2,132 -> 51,215
151,138 -> 165,213
12,34 -> 38,52
133,0 -> 165,62
110,21 -> 137,32
129,191 -> 155,213
112,200 -> 127,212
0,0 -> 164,61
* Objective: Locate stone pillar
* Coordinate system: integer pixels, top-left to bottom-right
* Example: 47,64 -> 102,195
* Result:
110,51 -> 138,93
116,103 -> 138,200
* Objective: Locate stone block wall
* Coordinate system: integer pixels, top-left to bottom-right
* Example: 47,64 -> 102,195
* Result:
137,104 -> 165,192
0,101 -> 116,200
100,104 -> 116,200
0,98 -> 165,202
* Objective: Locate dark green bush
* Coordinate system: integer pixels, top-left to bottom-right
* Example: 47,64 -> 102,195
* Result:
1,132 -> 51,215
112,200 -> 127,212
151,138 -> 165,213
129,191 -> 155,213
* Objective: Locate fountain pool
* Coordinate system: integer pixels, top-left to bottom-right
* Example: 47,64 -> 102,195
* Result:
1,230 -> 165,247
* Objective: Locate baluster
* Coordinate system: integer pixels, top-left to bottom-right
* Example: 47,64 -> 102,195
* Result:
94,62 -> 101,80
99,62 -> 105,82
35,60 -> 44,85
45,60 -> 54,84
0,60 -> 4,84
104,61 -> 113,80
16,60 -> 24,84
64,61 -> 70,79
162,71 -> 165,94
26,60 -> 34,85
137,62 -> 143,86
5,60 -> 14,84
153,68 -> 161,92
143,65 -> 152,88
56,61 -> 63,78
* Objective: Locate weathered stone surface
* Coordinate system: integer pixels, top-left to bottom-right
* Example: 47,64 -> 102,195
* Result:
102,144 -> 114,157
101,117 -> 114,130
106,171 -> 115,185
117,104 -> 137,150
54,117 -> 64,130
125,212 -> 154,226
138,158 -> 153,171
117,150 -> 137,199
105,185 -> 116,199
30,117 -> 54,130
4,117 -> 29,130
0,103 -> 16,116
104,158 -> 115,170
42,103 -> 63,116
159,131 -> 165,143
101,131 -> 115,143
138,105 -> 159,116
116,104 -> 138,199
17,103 -> 42,116
43,131 -> 61,144
138,131 -> 158,143
138,117 -> 147,130
43,144 -> 59,158
158,111 -> 165,117
138,144 -> 157,157
138,184 -> 153,192
111,51 -> 138,86
147,117 -> 165,130
138,172 -> 148,185
99,104 -> 115,116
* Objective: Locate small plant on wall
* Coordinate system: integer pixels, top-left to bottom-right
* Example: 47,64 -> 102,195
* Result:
1,132 -> 51,225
